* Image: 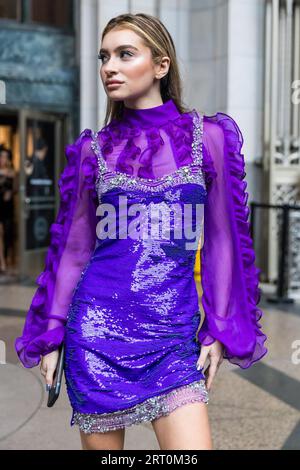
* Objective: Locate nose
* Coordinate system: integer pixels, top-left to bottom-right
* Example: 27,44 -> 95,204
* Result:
101,55 -> 119,74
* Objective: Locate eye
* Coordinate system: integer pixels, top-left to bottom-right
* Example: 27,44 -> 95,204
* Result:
98,53 -> 106,62
120,50 -> 133,58
97,50 -> 133,63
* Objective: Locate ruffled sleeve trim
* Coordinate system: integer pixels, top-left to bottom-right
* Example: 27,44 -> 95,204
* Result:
15,129 -> 98,368
199,113 -> 268,369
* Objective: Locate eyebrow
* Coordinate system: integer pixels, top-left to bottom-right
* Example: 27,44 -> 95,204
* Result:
99,44 -> 139,54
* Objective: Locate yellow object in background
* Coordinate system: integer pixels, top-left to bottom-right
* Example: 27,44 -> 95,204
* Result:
194,235 -> 202,283
194,235 -> 203,337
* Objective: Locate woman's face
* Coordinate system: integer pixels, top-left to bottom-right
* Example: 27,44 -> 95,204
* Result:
99,28 -> 170,106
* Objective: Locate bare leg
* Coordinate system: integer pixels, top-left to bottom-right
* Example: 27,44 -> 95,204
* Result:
0,223 -> 6,271
80,428 -> 125,450
151,402 -> 213,450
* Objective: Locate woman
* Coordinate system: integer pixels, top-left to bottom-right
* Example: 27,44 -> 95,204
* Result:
0,145 -> 15,274
15,13 -> 268,450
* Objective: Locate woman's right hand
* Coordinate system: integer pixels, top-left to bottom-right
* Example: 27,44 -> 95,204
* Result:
40,349 -> 59,390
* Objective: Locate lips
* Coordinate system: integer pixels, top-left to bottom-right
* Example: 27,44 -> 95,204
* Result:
106,81 -> 123,86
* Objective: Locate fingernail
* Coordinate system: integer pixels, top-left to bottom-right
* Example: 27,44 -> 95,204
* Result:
46,384 -> 51,391
196,364 -> 202,371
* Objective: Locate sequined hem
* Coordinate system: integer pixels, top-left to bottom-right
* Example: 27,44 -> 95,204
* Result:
71,379 -> 209,434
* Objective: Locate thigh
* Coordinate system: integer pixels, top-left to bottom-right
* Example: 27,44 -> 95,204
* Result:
80,427 -> 125,450
151,402 -> 213,450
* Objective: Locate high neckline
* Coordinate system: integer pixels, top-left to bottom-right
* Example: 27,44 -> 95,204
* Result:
122,99 -> 181,127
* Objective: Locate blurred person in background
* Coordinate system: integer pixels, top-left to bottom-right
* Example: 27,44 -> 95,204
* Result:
25,136 -> 49,197
0,145 -> 16,274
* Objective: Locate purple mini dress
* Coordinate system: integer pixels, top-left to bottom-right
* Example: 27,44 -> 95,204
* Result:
15,99 -> 268,434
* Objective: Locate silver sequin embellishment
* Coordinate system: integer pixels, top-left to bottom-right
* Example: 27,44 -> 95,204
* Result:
91,111 -> 206,198
71,379 -> 209,434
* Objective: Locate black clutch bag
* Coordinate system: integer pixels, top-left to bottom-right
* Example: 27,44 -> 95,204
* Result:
47,343 -> 65,407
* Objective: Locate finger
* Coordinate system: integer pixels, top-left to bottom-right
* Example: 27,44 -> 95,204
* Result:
205,359 -> 218,389
215,355 -> 224,371
196,346 -> 209,370
206,360 -> 219,390
45,368 -> 55,388
203,365 -> 210,390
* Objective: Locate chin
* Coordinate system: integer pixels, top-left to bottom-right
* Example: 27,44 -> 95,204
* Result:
107,93 -> 127,101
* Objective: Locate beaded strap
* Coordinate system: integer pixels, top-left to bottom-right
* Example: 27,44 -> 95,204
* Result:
91,132 -> 106,177
191,109 -> 204,166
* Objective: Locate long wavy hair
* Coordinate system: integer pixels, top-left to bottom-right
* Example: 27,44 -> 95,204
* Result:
100,12 -> 193,126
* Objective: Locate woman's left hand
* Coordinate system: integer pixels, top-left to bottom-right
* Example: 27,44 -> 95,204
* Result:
196,340 -> 224,391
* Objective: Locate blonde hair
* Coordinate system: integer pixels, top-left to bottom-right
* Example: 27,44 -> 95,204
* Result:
100,12 -> 192,126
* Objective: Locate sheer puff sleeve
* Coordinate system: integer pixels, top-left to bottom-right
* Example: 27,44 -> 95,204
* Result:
198,112 -> 268,369
15,129 -> 98,368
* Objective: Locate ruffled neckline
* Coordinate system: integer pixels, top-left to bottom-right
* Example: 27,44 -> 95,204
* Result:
94,99 -> 201,180
122,98 -> 181,128
96,104 -> 197,179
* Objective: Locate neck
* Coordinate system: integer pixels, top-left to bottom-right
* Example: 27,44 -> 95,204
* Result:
122,98 -> 181,127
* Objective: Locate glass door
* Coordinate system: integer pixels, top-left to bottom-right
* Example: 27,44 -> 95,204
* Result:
19,110 -> 63,280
